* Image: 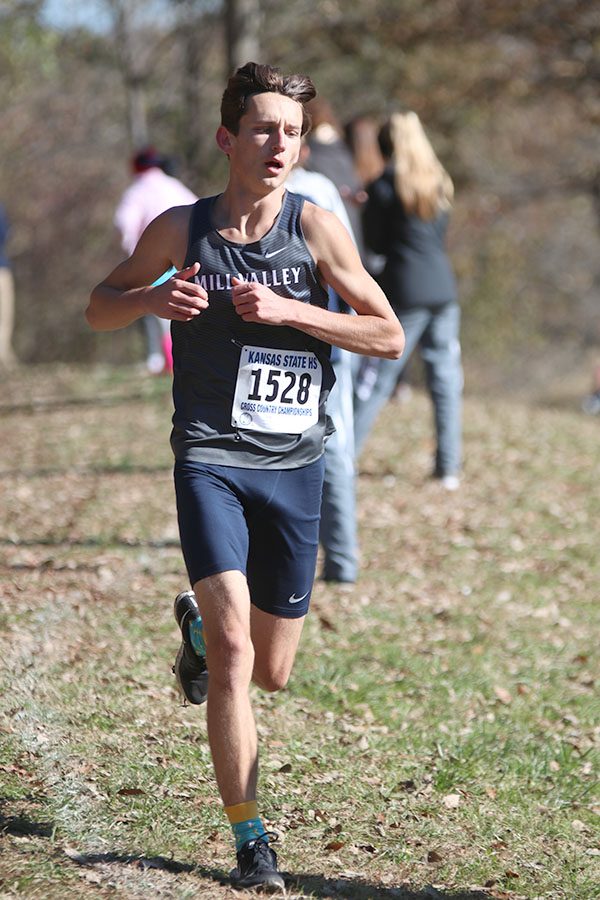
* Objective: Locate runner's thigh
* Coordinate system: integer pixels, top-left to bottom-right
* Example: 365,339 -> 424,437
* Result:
174,461 -> 250,586
246,457 -> 324,619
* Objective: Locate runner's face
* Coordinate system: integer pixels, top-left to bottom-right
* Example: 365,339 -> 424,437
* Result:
227,92 -> 303,191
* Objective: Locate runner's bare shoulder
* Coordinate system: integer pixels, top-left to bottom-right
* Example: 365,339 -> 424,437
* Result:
141,203 -> 197,268
300,199 -> 352,261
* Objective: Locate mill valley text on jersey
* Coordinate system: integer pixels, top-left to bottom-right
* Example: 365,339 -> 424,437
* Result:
194,267 -> 303,292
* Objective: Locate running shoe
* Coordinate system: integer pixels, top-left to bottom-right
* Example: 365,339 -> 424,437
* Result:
230,835 -> 285,892
441,475 -> 460,492
172,590 -> 208,705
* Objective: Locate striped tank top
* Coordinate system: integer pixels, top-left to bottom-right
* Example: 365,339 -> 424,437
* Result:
170,190 -> 335,468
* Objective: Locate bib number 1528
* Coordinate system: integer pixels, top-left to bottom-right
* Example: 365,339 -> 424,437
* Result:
231,345 -> 322,435
247,368 -> 311,405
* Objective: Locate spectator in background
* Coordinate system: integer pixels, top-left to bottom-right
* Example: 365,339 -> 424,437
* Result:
305,98 -> 368,264
0,203 -> 17,371
287,143 -> 359,584
353,112 -> 463,491
584,176 -> 600,414
344,112 -> 388,278
114,147 -> 197,374
345,114 -> 412,406
344,113 -> 385,191
581,363 -> 600,415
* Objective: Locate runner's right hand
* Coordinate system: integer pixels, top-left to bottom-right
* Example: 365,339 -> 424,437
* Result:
145,262 -> 209,321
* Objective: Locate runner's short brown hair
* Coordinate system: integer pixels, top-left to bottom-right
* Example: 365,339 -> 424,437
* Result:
221,62 -> 316,135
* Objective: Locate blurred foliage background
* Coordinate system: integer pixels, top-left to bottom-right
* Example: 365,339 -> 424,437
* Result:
1,0 -> 599,394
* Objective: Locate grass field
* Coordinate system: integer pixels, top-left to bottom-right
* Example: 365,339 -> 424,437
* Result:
0,364 -> 598,900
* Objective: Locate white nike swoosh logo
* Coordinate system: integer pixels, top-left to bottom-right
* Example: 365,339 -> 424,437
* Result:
264,247 -> 286,259
288,590 -> 309,604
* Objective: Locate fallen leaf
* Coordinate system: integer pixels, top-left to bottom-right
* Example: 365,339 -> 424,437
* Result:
318,615 -> 336,631
442,793 -> 461,809
494,686 -> 512,705
325,840 -> 345,851
116,787 -> 145,796
397,779 -> 416,792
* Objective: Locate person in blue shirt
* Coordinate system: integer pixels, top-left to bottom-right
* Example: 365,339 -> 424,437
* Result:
287,143 -> 359,584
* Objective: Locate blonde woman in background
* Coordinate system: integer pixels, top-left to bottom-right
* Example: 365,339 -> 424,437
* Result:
353,112 -> 463,490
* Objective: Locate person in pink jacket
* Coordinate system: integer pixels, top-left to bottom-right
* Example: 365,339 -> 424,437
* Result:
114,148 -> 197,373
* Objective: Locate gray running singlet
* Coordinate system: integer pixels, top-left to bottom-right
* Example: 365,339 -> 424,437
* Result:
170,191 -> 335,469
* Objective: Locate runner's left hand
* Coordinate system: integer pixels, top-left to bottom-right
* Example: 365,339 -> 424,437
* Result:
231,278 -> 290,325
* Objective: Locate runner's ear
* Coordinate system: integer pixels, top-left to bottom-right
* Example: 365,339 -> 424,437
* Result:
216,126 -> 234,156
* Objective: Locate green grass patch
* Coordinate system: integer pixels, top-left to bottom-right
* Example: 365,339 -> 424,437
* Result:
0,365 -> 598,899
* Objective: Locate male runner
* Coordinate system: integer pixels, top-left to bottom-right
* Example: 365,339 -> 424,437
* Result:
87,62 -> 403,892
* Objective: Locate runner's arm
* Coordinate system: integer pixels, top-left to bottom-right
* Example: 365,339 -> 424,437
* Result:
86,206 -> 208,332
297,203 -> 403,357
231,204 -> 403,359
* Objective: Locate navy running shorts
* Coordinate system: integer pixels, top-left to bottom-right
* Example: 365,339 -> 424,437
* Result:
174,457 -> 325,619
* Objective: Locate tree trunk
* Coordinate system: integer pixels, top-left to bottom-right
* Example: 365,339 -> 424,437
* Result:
178,0 -> 209,176
225,0 -> 261,76
109,0 -> 149,149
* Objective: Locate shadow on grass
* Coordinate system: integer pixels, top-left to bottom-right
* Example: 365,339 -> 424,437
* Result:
0,807 -> 491,899
288,872 -> 492,899
62,850 -> 219,877
0,812 -> 54,839
61,850 -> 230,891
65,850 -> 492,899
0,535 -> 179,551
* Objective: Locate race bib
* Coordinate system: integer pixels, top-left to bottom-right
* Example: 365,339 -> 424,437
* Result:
231,345 -> 322,434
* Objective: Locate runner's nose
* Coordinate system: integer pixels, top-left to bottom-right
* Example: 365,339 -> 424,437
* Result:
271,128 -> 286,152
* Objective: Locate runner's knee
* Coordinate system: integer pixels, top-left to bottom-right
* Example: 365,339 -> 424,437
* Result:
252,657 -> 292,693
207,629 -> 255,689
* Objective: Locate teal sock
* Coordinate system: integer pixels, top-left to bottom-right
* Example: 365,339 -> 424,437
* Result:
232,818 -> 268,851
189,617 -> 206,656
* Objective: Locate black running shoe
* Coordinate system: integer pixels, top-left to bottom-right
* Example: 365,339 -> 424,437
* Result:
172,590 -> 208,705
230,836 -> 285,893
